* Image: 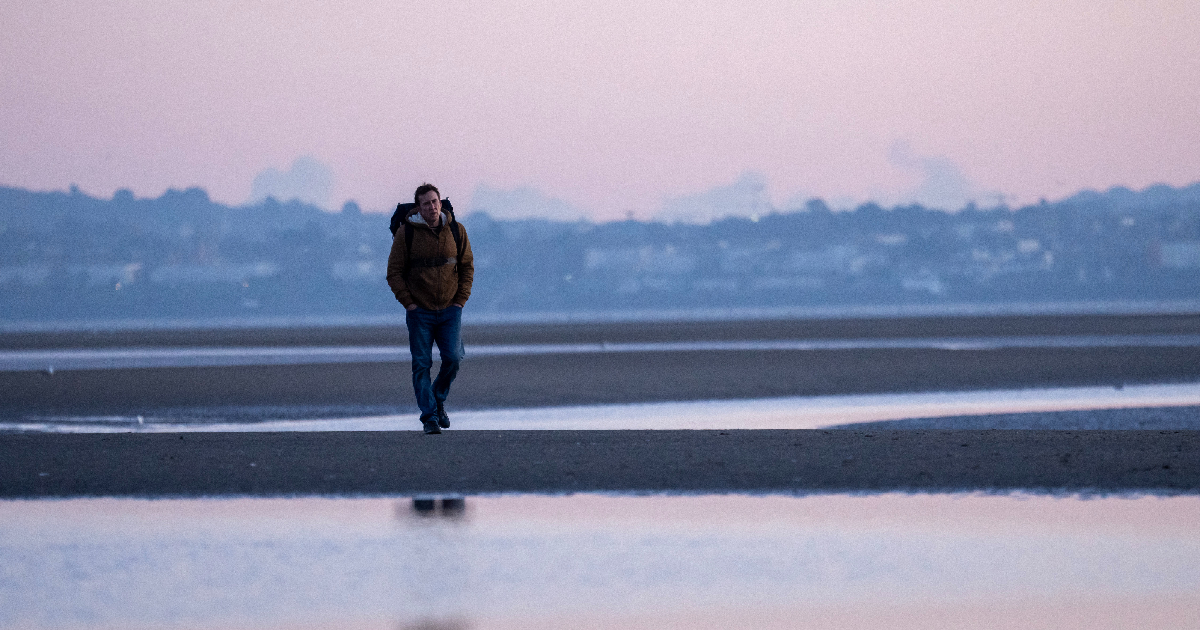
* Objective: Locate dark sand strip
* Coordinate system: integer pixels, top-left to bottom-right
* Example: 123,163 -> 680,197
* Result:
3,430 -> 1197,497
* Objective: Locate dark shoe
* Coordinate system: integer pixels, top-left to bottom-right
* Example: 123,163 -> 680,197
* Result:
435,402 -> 450,429
420,414 -> 441,434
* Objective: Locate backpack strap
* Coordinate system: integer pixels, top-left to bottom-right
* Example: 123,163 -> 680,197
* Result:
439,199 -> 462,260
403,223 -> 414,275
448,216 -> 464,261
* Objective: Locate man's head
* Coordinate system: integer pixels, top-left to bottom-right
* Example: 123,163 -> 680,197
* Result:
414,183 -> 442,226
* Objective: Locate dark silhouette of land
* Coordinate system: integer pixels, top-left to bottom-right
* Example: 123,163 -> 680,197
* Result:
4,181 -> 1200,323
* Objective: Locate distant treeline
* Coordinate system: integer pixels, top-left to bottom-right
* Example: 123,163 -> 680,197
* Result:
2,182 -> 1200,322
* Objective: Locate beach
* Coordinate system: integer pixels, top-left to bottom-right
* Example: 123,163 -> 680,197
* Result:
3,313 -> 1200,419
3,313 -> 1199,497
4,313 -> 1200,630
3,429 -> 1197,497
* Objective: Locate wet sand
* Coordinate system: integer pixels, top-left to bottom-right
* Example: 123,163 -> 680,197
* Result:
5,345 -> 1200,419
3,314 -> 1199,498
2,429 -> 1197,497
5,312 -> 1200,349
5,313 -> 1200,419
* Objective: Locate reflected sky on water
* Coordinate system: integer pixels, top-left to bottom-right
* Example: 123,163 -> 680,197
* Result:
2,493 -> 1199,629
10,382 -> 1200,432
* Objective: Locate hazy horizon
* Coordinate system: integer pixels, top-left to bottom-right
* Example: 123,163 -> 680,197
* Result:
8,176 -> 1200,225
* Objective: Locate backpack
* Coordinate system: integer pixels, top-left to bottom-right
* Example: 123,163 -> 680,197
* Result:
389,198 -> 465,272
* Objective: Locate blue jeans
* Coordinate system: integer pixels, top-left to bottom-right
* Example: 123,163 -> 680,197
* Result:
406,305 -> 464,418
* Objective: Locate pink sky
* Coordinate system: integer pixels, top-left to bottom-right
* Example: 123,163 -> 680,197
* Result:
2,1 -> 1198,220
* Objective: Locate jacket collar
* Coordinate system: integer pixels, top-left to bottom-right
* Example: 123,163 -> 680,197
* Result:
407,210 -> 445,228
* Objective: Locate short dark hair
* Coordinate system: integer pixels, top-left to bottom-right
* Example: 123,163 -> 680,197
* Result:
414,183 -> 440,204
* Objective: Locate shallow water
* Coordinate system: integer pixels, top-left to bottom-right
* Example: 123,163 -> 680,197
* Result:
2,493 -> 1198,629
9,382 -> 1200,432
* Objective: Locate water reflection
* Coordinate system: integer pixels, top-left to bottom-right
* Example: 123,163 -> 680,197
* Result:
11,382 -> 1200,433
407,496 -> 468,520
1,493 -> 1198,629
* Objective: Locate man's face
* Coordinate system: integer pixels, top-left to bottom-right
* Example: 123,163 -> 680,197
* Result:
417,190 -> 441,225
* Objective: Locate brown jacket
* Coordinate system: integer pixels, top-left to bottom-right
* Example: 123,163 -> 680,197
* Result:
386,209 -> 474,310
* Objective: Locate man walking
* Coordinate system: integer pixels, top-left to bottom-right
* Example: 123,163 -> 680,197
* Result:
387,183 -> 474,434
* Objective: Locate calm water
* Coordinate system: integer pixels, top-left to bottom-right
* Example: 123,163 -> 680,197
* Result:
9,382 -> 1200,432
2,493 -> 1198,629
